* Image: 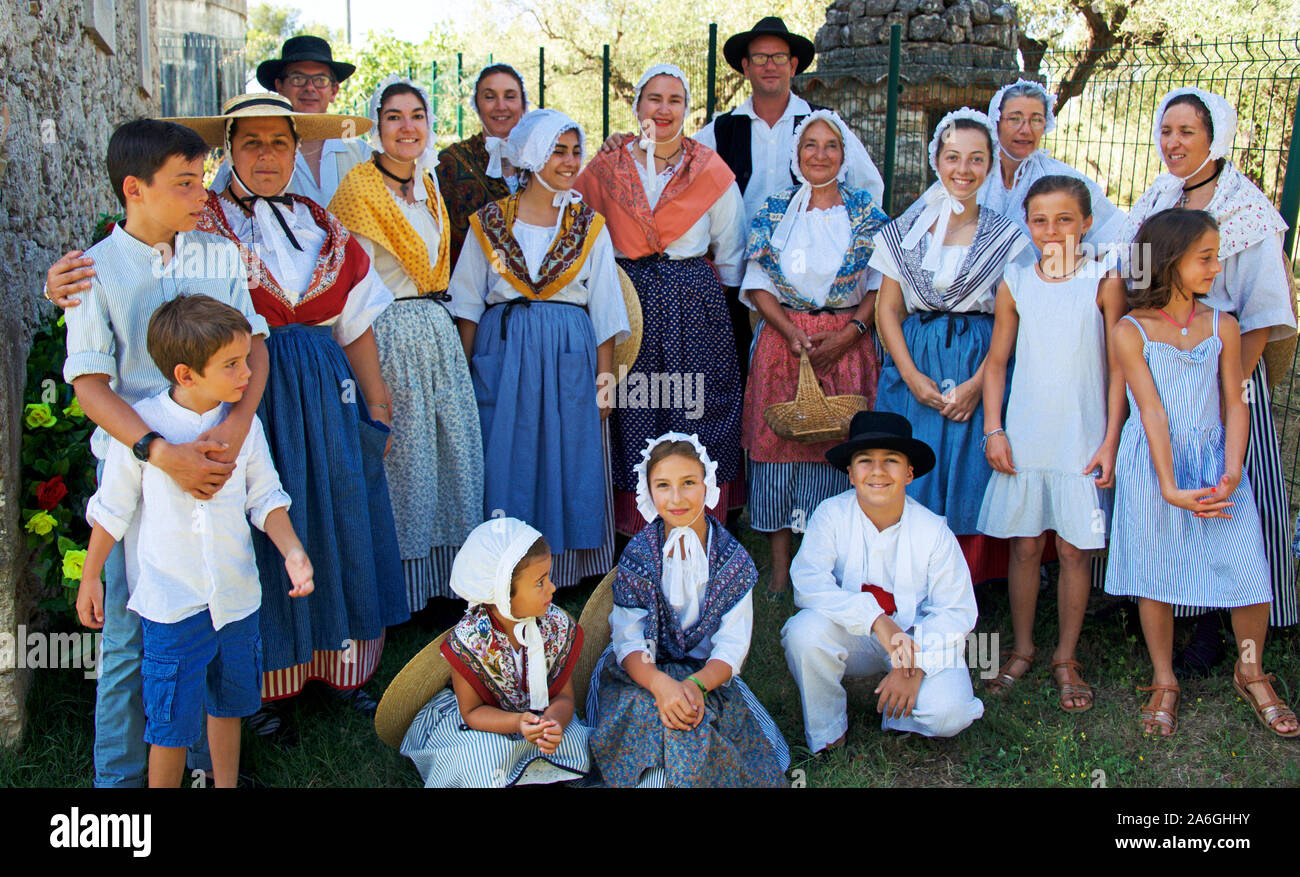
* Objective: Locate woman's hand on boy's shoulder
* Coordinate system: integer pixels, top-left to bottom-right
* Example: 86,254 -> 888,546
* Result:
45,251 -> 95,308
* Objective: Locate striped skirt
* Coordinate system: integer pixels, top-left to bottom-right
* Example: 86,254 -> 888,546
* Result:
254,325 -> 409,697
374,299 -> 484,610
400,688 -> 591,787
610,256 -> 745,535
586,645 -> 789,788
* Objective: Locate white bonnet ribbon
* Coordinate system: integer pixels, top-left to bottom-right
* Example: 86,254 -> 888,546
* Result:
631,431 -> 719,614
532,175 -> 583,210
902,182 -> 965,272
448,518 -> 551,711
484,136 -> 508,178
1147,87 -> 1238,211
773,109 -> 851,251
633,63 -> 691,203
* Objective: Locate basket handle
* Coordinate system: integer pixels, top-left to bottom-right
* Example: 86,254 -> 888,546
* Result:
792,349 -> 835,417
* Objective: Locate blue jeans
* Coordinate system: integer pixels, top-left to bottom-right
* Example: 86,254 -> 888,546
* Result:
92,461 -> 211,787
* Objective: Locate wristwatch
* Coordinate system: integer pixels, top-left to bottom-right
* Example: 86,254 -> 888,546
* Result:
132,431 -> 163,462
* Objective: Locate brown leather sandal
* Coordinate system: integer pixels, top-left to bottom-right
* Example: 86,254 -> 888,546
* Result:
1137,684 -> 1180,737
1051,659 -> 1094,713
1233,664 -> 1300,739
985,650 -> 1035,696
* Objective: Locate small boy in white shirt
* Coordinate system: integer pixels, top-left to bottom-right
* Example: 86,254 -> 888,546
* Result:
78,294 -> 314,788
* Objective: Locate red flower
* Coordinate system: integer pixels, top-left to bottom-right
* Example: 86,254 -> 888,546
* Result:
35,475 -> 68,511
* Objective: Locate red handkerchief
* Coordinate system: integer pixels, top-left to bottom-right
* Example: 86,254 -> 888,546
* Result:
861,583 -> 896,615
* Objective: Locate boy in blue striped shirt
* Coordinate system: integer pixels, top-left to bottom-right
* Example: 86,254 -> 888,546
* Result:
57,119 -> 270,787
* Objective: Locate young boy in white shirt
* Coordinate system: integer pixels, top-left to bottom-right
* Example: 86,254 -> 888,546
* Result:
782,411 -> 984,752
78,294 -> 313,788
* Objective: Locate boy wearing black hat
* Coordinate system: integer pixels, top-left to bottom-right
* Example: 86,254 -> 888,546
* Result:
781,411 -> 984,751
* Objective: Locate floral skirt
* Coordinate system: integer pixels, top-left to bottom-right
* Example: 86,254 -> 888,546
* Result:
588,647 -> 788,788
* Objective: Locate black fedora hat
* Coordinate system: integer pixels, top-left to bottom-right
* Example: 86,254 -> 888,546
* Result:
256,35 -> 356,91
825,411 -> 936,476
723,16 -> 815,74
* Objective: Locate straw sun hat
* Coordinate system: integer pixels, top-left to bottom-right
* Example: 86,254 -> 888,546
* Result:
373,568 -> 617,749
163,92 -> 372,148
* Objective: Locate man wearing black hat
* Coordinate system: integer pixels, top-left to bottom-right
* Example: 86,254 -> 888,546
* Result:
211,35 -> 372,205
780,412 -> 983,751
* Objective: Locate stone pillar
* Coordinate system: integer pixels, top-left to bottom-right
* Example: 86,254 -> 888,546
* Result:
0,0 -> 157,747
798,0 -> 1023,208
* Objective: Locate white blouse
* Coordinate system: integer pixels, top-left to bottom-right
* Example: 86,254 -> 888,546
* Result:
609,529 -> 754,675
740,204 -> 879,309
351,173 -> 444,301
868,232 -> 996,314
216,196 -> 393,346
609,142 -> 748,286
447,216 -> 632,346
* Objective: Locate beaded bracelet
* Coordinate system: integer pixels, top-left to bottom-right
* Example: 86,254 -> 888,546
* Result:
850,318 -> 868,336
980,427 -> 1005,451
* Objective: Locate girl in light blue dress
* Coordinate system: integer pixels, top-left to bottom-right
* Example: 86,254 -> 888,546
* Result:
1105,208 -> 1297,739
977,176 -> 1128,712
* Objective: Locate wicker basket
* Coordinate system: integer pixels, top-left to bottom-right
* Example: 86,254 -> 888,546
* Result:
763,350 -> 869,444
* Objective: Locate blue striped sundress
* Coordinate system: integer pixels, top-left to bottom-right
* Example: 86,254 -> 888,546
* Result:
1104,312 -> 1271,607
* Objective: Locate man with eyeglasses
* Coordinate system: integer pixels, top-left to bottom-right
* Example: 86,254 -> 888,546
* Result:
211,35 -> 373,205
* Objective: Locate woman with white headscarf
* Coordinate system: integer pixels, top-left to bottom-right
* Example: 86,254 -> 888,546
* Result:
739,109 -> 891,595
979,79 -> 1127,253
1116,88 -> 1297,632
329,77 -> 485,613
575,64 -> 749,538
398,518 -> 591,787
448,108 -> 630,588
588,433 -> 789,787
872,109 -> 1029,584
436,63 -> 530,267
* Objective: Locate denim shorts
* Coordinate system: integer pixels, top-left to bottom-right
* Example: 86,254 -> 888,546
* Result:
140,609 -> 263,747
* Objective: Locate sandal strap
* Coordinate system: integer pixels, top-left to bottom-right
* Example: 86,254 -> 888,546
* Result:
1051,659 -> 1082,671
1137,684 -> 1180,694
1000,650 -> 1035,665
1237,671 -> 1277,686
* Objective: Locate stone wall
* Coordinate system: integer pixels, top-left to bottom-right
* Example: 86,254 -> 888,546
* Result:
0,0 -> 157,746
797,0 -> 1023,208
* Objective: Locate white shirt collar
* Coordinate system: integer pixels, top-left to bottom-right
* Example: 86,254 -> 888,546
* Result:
157,390 -> 229,432
854,495 -> 906,538
734,93 -> 810,124
110,224 -> 187,269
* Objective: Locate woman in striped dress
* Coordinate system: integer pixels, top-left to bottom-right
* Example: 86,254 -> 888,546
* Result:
1110,88 -> 1297,655
330,77 -> 484,612
1106,208 -> 1296,738
739,109 -> 890,595
871,109 -> 1028,584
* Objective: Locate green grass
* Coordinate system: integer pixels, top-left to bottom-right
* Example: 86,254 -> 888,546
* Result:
3,524 -> 1299,787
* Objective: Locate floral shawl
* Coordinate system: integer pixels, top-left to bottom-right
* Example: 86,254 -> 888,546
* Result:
575,136 -> 735,258
440,603 -> 583,712
468,193 -> 606,300
328,160 -> 452,294
745,182 -> 890,310
436,132 -> 512,267
614,516 -> 757,663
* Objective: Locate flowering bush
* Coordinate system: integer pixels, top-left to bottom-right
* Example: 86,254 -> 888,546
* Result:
20,212 -> 120,621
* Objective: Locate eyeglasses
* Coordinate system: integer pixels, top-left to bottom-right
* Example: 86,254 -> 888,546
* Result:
746,52 -> 791,68
1002,113 -> 1047,129
282,73 -> 336,89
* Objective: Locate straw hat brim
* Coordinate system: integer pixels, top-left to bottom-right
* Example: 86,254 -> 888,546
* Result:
374,629 -> 453,750
374,567 -> 617,746
573,568 -> 616,717
612,266 -> 643,382
162,110 -> 373,149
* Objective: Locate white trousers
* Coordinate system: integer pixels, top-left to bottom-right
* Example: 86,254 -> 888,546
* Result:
781,608 -> 984,752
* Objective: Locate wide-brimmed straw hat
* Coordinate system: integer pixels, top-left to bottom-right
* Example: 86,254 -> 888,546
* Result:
163,93 -> 371,148
256,35 -> 356,91
613,265 -> 642,382
373,568 -> 617,749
